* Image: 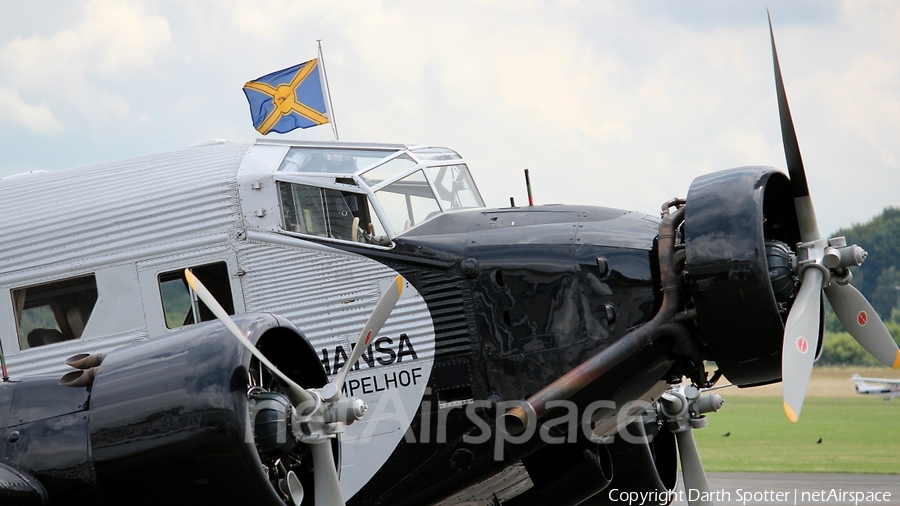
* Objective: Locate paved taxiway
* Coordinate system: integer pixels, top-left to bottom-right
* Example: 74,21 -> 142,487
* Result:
666,473 -> 900,506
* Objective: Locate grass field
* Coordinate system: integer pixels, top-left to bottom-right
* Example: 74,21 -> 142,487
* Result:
691,367 -> 900,474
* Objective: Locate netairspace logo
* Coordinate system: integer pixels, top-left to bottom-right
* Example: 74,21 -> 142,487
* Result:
250,391 -> 662,460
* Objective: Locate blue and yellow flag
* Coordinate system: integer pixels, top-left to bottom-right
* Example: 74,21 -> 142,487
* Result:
243,59 -> 329,135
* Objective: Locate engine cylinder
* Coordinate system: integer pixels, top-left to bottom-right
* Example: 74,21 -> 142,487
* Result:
765,240 -> 795,303
250,391 -> 295,460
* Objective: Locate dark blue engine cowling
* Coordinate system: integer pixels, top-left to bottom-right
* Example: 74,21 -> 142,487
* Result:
684,166 -> 801,387
388,205 -> 665,407
336,205 -> 671,506
0,313 -> 326,506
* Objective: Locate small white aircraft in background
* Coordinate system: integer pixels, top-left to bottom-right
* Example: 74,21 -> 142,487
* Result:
851,374 -> 900,400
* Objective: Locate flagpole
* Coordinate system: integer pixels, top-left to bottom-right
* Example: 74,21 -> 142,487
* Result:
317,39 -> 340,140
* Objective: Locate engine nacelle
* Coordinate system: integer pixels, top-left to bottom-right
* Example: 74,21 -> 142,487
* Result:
88,313 -> 329,506
683,166 -> 801,387
0,313 -> 328,506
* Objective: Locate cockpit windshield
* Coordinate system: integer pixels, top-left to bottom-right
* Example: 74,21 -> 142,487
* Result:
374,170 -> 442,233
425,165 -> 483,210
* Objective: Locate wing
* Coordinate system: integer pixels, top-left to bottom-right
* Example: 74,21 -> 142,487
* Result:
854,377 -> 900,385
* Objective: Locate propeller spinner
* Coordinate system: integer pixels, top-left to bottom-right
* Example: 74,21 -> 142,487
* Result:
186,269 -> 404,506
768,12 -> 900,423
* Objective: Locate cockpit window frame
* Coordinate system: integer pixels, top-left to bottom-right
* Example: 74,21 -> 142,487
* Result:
267,142 -> 486,242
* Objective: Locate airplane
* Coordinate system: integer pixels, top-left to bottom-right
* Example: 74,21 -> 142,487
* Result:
1,14 -> 899,506
851,374 -> 900,400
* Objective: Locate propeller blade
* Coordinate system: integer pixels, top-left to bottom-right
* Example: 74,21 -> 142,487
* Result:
311,442 -> 345,506
325,275 -> 404,400
675,429 -> 712,506
825,283 -> 900,369
782,268 -> 824,422
184,269 -> 316,408
768,9 -> 821,241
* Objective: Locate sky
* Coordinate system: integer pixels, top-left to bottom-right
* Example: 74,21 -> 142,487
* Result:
0,0 -> 897,234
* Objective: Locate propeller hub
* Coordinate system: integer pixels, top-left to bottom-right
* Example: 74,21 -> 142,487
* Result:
657,380 -> 719,505
329,396 -> 368,425
794,237 -> 868,291
822,242 -> 867,269
657,384 -> 717,434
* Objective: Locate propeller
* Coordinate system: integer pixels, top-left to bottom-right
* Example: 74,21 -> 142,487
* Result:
185,269 -> 405,506
768,12 -> 900,423
322,275 -> 404,402
657,384 -> 724,506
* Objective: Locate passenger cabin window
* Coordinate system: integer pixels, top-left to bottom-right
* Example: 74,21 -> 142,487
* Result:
12,274 -> 98,350
277,181 -> 390,245
158,262 -> 234,329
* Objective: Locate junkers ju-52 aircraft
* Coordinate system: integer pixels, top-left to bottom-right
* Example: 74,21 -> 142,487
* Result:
2,17 -> 898,506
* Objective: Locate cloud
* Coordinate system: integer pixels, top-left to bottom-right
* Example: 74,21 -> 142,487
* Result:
81,0 -> 174,76
0,87 -> 64,133
3,0 -> 174,79
211,0 -> 891,231
0,1 -> 895,231
0,0 -> 175,123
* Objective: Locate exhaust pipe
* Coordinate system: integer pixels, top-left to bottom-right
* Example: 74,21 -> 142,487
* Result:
65,352 -> 106,369
502,205 -> 688,435
279,471 -> 304,506
59,366 -> 99,388
60,353 -> 106,387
